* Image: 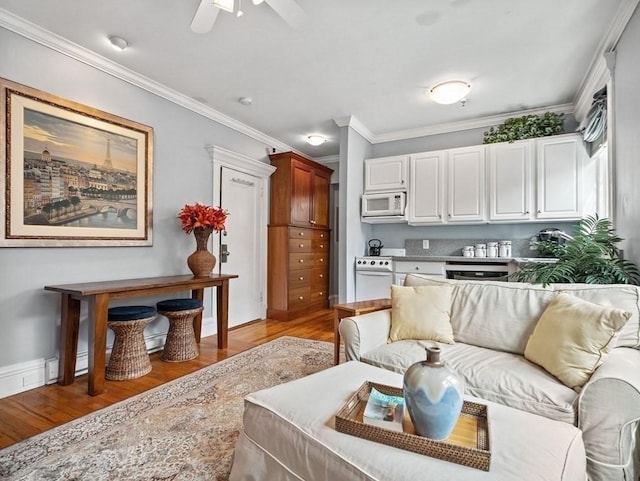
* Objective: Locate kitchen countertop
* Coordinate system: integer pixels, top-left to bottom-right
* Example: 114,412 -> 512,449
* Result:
392,256 -> 557,264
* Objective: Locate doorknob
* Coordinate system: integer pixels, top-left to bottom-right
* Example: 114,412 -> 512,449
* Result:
221,244 -> 231,263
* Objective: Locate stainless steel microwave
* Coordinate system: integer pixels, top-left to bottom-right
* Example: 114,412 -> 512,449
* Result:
361,192 -> 406,217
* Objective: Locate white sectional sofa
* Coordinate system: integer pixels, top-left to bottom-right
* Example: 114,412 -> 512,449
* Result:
338,274 -> 640,481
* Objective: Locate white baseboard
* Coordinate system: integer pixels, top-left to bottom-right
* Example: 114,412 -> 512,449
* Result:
0,316 -> 217,399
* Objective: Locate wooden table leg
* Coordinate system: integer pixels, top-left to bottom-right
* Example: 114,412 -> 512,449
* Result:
58,294 -> 81,385
191,288 -> 205,343
216,280 -> 229,349
88,293 -> 109,396
334,310 -> 341,365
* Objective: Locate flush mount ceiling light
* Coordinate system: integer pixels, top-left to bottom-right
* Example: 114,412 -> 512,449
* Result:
213,0 -> 235,13
252,0 -> 265,4
107,35 -> 129,51
428,80 -> 471,105
238,96 -> 253,105
306,135 -> 326,146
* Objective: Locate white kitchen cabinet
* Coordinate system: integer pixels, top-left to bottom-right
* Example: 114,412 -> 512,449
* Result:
535,134 -> 585,220
447,146 -> 486,223
394,260 -> 445,283
408,150 -> 446,224
488,140 -> 532,221
364,155 -> 408,192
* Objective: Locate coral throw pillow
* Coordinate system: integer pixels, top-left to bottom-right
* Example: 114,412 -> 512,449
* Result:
524,292 -> 631,389
389,285 -> 454,344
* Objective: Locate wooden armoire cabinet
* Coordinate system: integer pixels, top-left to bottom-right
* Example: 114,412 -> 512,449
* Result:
267,152 -> 333,321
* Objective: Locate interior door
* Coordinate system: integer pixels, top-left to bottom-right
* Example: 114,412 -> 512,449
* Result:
218,166 -> 262,327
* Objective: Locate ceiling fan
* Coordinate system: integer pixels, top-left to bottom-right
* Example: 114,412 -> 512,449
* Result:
190,0 -> 307,33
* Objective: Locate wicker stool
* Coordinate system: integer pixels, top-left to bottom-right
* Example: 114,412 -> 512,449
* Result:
157,298 -> 203,362
106,306 -> 155,381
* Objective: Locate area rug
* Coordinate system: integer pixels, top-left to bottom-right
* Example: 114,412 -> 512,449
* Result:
0,336 -> 335,481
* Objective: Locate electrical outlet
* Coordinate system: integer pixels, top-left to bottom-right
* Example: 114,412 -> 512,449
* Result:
422,239 -> 430,249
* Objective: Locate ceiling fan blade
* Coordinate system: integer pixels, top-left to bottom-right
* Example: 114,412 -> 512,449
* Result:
190,0 -> 221,33
265,0 -> 308,29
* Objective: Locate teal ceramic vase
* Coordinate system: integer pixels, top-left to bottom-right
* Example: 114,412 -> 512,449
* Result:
403,346 -> 464,440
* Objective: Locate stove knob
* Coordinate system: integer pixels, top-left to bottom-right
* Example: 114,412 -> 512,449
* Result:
384,261 -> 389,265
357,260 -> 361,264
370,260 -> 375,265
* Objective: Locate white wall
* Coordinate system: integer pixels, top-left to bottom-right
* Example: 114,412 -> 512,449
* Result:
0,28 -> 274,383
612,5 -> 640,266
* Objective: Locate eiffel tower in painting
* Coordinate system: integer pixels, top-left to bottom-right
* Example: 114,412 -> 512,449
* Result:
103,137 -> 114,170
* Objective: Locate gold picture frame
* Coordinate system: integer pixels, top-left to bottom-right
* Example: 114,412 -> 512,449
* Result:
0,77 -> 153,246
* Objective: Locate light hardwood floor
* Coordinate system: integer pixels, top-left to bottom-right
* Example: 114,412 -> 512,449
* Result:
0,309 -> 335,449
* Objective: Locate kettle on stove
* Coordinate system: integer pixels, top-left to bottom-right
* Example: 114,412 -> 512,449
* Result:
368,239 -> 383,256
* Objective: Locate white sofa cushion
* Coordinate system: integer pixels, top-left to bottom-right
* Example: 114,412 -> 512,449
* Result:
361,340 -> 578,424
404,275 -> 555,355
554,284 -> 640,349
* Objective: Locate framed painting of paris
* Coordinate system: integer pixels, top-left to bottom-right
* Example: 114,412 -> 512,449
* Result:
0,77 -> 153,246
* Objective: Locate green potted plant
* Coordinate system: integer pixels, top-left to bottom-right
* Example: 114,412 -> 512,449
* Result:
512,216 -> 640,286
483,112 -> 565,144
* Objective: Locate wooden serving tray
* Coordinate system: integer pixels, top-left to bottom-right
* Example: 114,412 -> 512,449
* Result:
335,381 -> 491,471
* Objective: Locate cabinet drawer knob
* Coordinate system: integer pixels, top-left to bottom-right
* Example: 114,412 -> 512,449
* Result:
319,274 -> 324,278
319,258 -> 324,262
320,244 -> 324,248
299,243 -> 304,248
298,296 -> 304,300
319,292 -> 323,296
299,259 -> 304,263
298,232 -> 304,236
320,234 -> 325,238
310,220 -> 317,224
299,276 -> 304,281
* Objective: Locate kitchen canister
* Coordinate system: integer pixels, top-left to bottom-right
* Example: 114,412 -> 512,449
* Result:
487,242 -> 498,258
462,246 -> 475,257
403,346 -> 464,440
475,243 -> 486,258
499,240 -> 512,258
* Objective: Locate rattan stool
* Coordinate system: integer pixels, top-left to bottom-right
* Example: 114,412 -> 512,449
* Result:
106,306 -> 155,381
157,298 -> 203,362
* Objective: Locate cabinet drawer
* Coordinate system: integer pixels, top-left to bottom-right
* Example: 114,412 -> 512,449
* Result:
312,238 -> 329,251
311,267 -> 327,284
313,253 -> 328,267
289,227 -> 312,239
289,270 -> 311,289
310,286 -> 328,301
288,286 -> 311,308
290,253 -> 314,270
313,230 -> 329,241
394,261 -> 445,275
289,238 -> 312,253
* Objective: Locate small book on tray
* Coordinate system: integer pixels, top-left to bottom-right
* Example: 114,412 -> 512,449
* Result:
363,387 -> 405,432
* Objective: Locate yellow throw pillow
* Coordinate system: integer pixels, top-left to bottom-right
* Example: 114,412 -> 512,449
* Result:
524,292 -> 631,389
389,285 -> 454,344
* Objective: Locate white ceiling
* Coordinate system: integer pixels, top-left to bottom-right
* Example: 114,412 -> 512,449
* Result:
0,0 -> 634,158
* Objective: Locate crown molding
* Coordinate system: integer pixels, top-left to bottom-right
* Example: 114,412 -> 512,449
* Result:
313,155 -> 340,165
372,103 -> 575,144
573,0 -> 639,121
207,145 -> 276,178
0,8 -> 293,153
333,115 -> 375,142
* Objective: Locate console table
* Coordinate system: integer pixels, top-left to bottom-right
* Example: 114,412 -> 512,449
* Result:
45,274 -> 238,396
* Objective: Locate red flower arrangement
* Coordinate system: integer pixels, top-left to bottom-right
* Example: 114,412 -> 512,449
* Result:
178,203 -> 228,234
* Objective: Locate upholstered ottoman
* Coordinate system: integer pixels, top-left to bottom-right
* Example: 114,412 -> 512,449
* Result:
229,361 -> 586,481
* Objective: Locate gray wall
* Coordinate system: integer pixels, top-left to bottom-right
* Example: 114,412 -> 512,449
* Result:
0,27 -> 273,369
338,126 -> 372,302
612,5 -> 640,267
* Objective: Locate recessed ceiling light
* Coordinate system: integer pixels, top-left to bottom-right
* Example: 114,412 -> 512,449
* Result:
428,80 -> 471,105
107,35 -> 129,51
306,135 -> 326,146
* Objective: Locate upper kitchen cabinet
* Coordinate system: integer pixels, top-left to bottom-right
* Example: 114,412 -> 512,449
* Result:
269,152 -> 333,229
364,155 -> 408,192
488,140 -> 533,221
408,146 -> 485,225
535,134 -> 586,220
447,146 -> 486,223
408,150 -> 446,224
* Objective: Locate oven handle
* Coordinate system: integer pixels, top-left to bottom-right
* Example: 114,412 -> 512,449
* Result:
355,271 -> 393,276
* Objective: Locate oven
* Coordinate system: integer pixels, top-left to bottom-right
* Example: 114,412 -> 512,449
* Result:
355,256 -> 393,301
445,261 -> 511,281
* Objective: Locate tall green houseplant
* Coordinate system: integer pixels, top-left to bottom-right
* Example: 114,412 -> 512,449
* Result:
513,216 -> 640,286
